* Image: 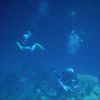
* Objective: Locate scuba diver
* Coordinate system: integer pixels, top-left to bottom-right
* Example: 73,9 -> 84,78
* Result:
67,30 -> 83,55
16,30 -> 45,52
58,68 -> 79,93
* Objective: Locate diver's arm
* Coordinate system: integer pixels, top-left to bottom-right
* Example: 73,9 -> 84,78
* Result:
16,41 -> 24,50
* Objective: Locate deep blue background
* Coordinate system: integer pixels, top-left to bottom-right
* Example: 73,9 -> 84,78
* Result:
0,0 -> 100,80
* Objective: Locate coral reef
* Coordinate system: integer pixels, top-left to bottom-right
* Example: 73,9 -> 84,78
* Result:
0,74 -> 100,100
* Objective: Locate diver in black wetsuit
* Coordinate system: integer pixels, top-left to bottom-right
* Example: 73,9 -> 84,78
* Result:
58,68 -> 79,93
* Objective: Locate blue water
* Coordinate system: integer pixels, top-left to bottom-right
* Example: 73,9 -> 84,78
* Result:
0,0 -> 100,99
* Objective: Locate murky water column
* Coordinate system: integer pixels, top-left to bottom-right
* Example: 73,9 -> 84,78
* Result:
67,10 -> 83,55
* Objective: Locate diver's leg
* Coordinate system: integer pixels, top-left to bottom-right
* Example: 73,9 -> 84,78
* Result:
36,43 -> 45,50
31,43 -> 45,51
58,78 -> 68,92
31,43 -> 37,51
16,41 -> 32,51
16,41 -> 24,50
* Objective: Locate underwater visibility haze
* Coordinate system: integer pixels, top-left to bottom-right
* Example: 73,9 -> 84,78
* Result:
0,0 -> 100,99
